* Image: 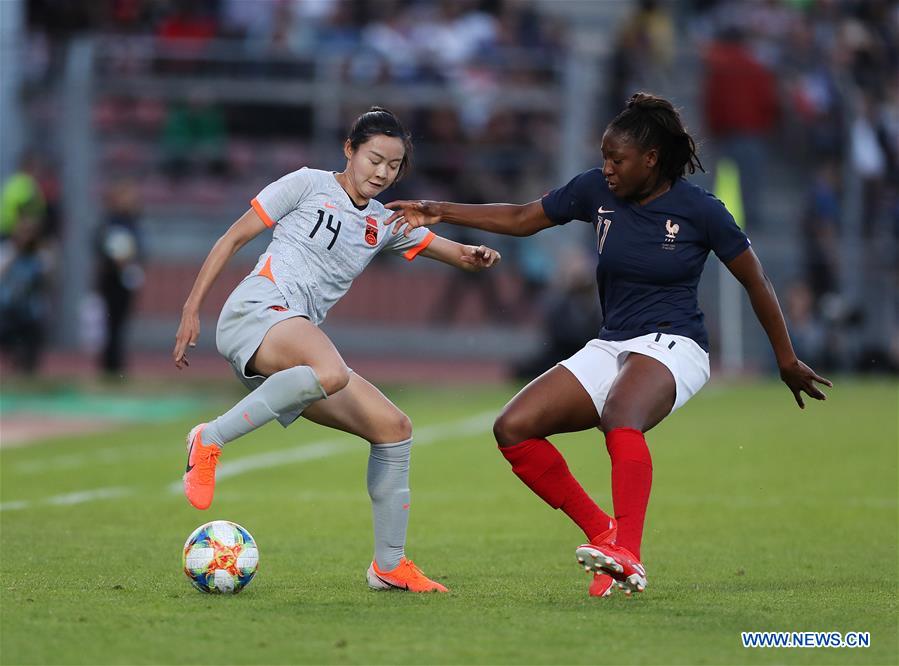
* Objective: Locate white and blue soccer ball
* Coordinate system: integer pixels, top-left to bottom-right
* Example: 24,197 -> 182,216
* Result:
182,520 -> 259,594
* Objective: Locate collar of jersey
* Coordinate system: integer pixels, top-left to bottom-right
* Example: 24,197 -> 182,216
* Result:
330,172 -> 372,212
633,177 -> 682,209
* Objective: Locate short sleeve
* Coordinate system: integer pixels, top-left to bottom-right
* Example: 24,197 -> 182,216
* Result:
705,196 -> 751,262
383,224 -> 435,261
250,167 -> 313,228
540,169 -> 598,225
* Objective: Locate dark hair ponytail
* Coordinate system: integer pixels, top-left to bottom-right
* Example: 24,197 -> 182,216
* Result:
347,106 -> 413,181
607,93 -> 703,183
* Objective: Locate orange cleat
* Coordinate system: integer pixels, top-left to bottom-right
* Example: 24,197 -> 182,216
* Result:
182,424 -> 221,510
366,558 -> 448,593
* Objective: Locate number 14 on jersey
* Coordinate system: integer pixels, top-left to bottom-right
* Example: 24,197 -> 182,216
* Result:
310,209 -> 342,250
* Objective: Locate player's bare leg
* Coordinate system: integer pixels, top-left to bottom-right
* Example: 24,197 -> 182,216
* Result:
247,316 -> 350,393
493,364 -> 602,446
302,374 -> 448,593
600,353 -> 675,435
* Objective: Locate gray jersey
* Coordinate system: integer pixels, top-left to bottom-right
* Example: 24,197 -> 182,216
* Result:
247,167 -> 434,324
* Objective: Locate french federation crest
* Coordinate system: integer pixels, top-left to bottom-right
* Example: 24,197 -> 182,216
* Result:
662,218 -> 679,250
364,216 -> 378,246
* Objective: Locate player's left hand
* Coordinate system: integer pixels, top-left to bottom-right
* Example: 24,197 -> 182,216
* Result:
460,244 -> 501,271
779,358 -> 832,409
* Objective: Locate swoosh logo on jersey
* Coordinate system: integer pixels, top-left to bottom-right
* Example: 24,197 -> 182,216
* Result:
324,202 -> 337,209
598,207 -> 615,215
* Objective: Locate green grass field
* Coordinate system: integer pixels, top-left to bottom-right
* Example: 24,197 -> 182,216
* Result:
1,379 -> 896,665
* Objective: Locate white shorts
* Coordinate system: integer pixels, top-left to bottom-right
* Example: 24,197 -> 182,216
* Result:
559,333 -> 710,418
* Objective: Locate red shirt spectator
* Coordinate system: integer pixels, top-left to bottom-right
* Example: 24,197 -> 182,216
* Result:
157,9 -> 217,46
702,29 -> 779,137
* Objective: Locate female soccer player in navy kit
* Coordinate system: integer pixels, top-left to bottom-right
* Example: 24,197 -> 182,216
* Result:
385,93 -> 832,597
173,107 -> 501,593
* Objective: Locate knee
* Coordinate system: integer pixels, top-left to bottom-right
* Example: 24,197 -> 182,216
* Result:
493,408 -> 532,447
391,411 -> 413,442
313,364 -> 350,396
371,410 -> 412,444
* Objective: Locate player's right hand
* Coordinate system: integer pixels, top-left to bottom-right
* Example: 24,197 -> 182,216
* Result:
384,200 -> 442,237
779,358 -> 832,409
173,309 -> 200,369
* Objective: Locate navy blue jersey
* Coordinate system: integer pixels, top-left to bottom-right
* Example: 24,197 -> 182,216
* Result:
541,169 -> 750,351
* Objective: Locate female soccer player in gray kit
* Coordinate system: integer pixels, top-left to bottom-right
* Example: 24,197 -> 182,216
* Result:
385,93 -> 831,598
173,107 -> 501,593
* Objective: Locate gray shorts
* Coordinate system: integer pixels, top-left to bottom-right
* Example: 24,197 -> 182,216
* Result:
216,276 -> 310,425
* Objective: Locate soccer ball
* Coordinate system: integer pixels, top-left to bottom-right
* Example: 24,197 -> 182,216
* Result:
182,520 -> 259,594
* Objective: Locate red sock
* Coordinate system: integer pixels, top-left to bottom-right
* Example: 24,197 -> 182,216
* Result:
500,438 -> 613,540
605,428 -> 653,559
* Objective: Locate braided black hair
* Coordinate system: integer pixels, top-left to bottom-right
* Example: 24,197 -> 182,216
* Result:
607,93 -> 704,183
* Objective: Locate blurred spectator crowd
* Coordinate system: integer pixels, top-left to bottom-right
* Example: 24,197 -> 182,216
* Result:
0,150 -> 145,377
26,0 -> 563,84
24,0 -> 564,213
5,0 -> 897,376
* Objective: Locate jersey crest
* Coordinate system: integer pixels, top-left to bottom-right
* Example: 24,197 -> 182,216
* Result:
662,218 -> 680,250
364,216 -> 378,246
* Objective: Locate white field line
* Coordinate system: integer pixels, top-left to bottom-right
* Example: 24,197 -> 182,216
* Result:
1,411 -> 496,511
0,487 -> 133,512
10,446 -> 162,475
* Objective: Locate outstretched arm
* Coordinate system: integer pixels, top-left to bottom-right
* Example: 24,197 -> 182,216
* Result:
173,208 -> 268,368
385,199 -> 554,237
419,234 -> 501,272
725,247 -> 833,408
